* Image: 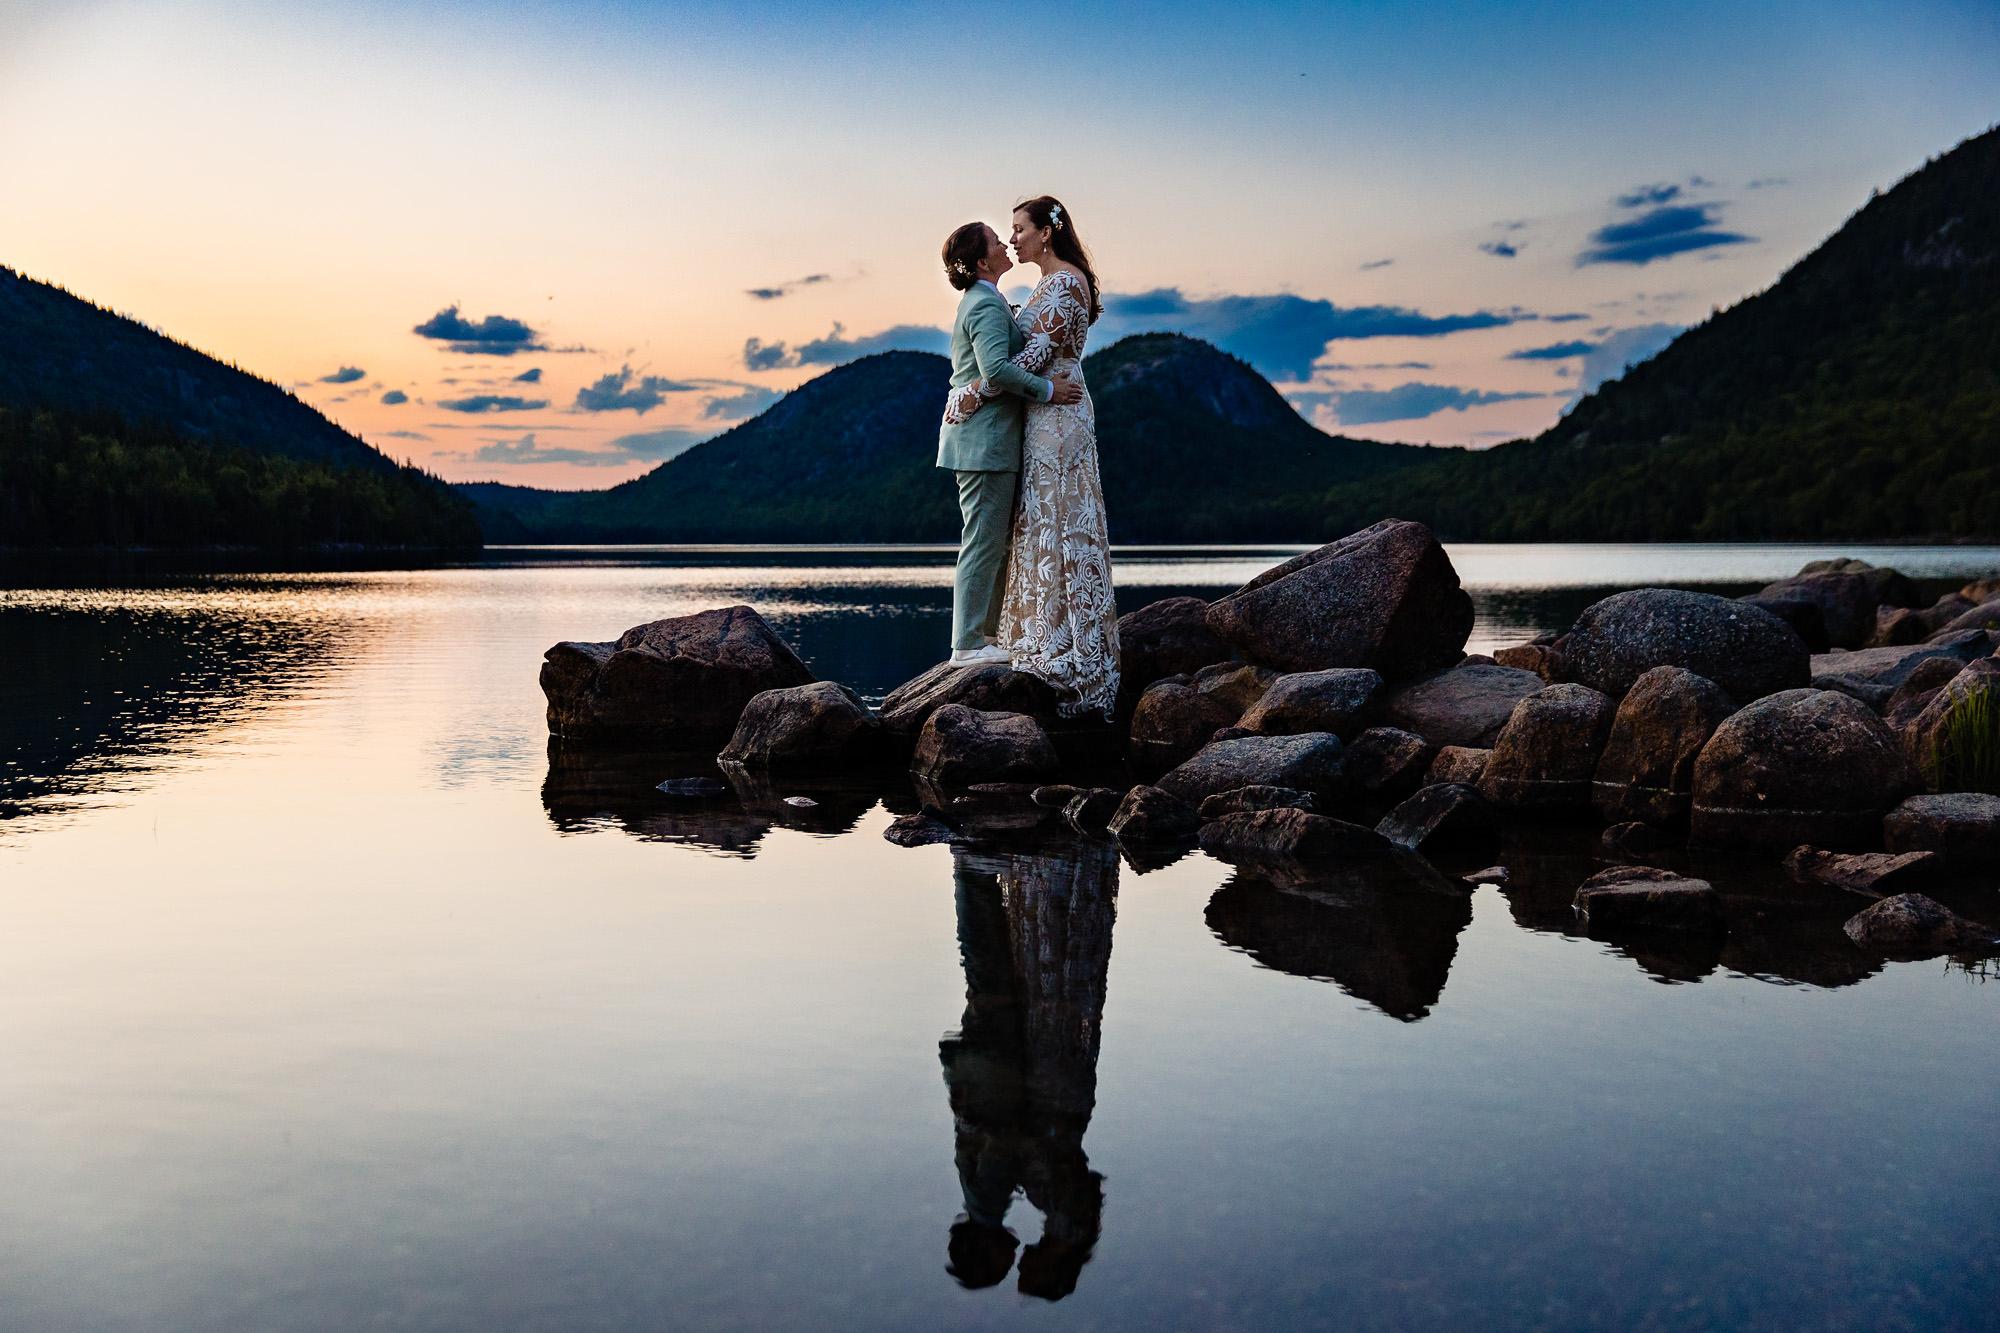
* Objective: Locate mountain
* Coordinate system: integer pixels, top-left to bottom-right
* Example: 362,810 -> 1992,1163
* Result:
0,265 -> 479,548
463,333 -> 1433,543
1318,124 -> 2000,542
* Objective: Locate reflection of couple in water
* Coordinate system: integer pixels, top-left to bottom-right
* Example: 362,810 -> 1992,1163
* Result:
937,839 -> 1117,1301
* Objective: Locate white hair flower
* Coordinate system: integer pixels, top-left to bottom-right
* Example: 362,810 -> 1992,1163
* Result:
1049,203 -> 1065,229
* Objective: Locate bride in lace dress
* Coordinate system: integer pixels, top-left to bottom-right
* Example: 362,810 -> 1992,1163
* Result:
943,196 -> 1120,719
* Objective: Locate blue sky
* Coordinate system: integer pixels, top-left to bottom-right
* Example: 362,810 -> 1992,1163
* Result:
1,0 -> 1995,484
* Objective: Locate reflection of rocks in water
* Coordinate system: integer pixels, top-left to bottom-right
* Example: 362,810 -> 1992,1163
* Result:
1722,912 -> 1883,988
940,839 -> 1115,1302
1594,930 -> 1724,984
541,739 -> 877,857
1205,864 -> 1473,1021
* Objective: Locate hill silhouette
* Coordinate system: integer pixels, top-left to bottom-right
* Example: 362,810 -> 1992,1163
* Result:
463,334 -> 1432,543
1319,123 -> 2000,541
0,265 -> 479,548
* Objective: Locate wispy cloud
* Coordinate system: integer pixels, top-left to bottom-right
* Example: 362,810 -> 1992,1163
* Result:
1359,258 -> 1393,270
1095,288 -> 1525,381
1308,382 -> 1546,427
412,305 -> 545,355
380,389 -> 409,404
1579,200 -> 1752,266
437,394 -> 549,413
573,365 -> 699,413
513,367 -> 543,383
1479,241 -> 1518,258
378,429 -> 430,440
743,323 -> 948,371
456,427 -> 712,467
1615,183 -> 1682,208
1575,323 -> 1682,395
746,274 -> 832,300
702,385 -> 783,419
318,366 -> 365,383
1508,340 -> 1596,360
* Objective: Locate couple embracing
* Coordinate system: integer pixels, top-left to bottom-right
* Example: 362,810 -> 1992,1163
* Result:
934,195 -> 1120,721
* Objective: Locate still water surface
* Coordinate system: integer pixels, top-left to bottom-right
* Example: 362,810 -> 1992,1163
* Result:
3,544 -> 1998,1330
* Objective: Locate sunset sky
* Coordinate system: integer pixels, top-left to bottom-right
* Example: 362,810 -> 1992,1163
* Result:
3,0 -> 1996,488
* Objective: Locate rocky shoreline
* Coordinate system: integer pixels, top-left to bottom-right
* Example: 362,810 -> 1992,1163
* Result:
540,520 -> 2000,965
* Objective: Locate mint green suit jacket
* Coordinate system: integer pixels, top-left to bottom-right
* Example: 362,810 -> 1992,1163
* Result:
935,283 -> 1053,473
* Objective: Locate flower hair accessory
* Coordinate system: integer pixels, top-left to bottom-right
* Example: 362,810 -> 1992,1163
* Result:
1048,203 -> 1065,229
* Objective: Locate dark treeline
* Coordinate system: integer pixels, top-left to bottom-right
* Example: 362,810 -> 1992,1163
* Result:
0,406 -> 481,549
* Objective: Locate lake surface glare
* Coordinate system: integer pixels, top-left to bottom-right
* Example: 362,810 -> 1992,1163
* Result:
3,544 -> 1998,1331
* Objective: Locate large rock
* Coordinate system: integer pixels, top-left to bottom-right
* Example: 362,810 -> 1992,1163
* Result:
540,605 -> 815,742
1843,894 -> 1996,958
1868,605 -> 1929,648
1115,596 -> 1229,694
1738,595 -> 1830,654
911,705 -> 1060,785
1129,678 -> 1240,772
1381,663 -> 1545,749
1798,558 -> 1924,609
1190,661 -> 1280,715
1883,656 -> 1967,731
1900,657 -> 2000,787
1340,727 -> 1435,803
1882,793 -> 2000,866
1493,643 -> 1567,683
1562,589 -> 1809,703
1929,597 -> 2000,639
1750,572 -> 1878,649
1198,808 -> 1390,864
718,681 -> 884,768
1237,668 -> 1385,740
878,662 -> 1064,737
1203,519 -> 1472,679
1476,684 -> 1617,816
1809,631 -> 1992,693
1156,733 -> 1346,806
1690,689 -> 1921,850
1591,667 -> 1738,826
1572,866 -> 1725,934
1106,785 -> 1202,843
1375,782 -> 1500,853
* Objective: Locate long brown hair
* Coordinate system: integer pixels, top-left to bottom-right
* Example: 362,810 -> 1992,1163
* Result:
1015,196 -> 1101,323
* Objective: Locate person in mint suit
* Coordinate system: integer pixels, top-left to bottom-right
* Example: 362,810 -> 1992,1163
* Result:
936,221 -> 1082,667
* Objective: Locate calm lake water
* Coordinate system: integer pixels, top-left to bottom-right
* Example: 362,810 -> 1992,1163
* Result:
4,543 -> 1999,1331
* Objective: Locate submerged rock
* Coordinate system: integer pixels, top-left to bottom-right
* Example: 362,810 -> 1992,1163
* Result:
1591,666 -> 1737,827
1107,785 -> 1202,844
1561,588 -> 1809,703
882,811 -> 962,847
1843,893 -> 1996,958
911,705 -> 1061,785
1476,684 -> 1617,816
1204,519 -> 1473,679
1199,808 -> 1390,864
1600,821 -> 1677,860
1064,787 -> 1125,832
1690,689 -> 1919,850
1572,866 -> 1724,935
1156,732 -> 1347,806
541,605 -> 815,742
718,680 -> 885,769
1236,668 -> 1385,740
1381,663 -> 1545,749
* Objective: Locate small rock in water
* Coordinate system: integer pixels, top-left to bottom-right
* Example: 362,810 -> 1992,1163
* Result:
1031,784 -> 1087,808
1064,787 -> 1124,831
658,777 -> 728,796
1601,821 -> 1676,860
883,812 -> 961,847
782,796 -> 819,808
1783,845 -> 1935,897
968,782 -> 1040,796
1573,866 -> 1724,935
1843,893 -> 1997,958
1463,865 -> 1509,886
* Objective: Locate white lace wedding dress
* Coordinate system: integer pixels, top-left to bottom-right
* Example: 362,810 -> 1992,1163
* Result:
944,269 -> 1120,719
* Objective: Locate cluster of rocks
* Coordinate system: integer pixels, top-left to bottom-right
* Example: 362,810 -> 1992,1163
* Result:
539,532 -> 2000,962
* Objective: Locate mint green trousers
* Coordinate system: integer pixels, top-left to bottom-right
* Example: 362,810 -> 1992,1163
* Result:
951,469 -> 1018,652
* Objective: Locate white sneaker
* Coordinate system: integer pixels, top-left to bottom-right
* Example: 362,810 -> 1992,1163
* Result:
947,645 -> 1011,668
